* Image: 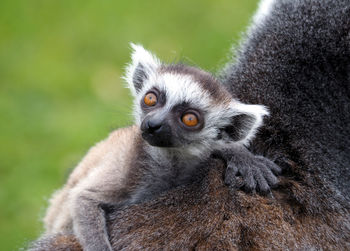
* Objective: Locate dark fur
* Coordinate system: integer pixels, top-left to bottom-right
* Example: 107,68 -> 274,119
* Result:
133,63 -> 148,92
221,0 -> 350,211
28,0 -> 350,250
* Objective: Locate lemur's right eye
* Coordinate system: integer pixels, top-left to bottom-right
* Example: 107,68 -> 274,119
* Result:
144,92 -> 157,106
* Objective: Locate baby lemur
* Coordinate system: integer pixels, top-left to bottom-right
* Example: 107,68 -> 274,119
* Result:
43,44 -> 281,251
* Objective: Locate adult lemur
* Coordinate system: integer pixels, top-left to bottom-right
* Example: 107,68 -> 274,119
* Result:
42,44 -> 280,250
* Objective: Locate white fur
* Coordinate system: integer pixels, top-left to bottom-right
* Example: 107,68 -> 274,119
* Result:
231,102 -> 269,146
125,44 -> 212,107
141,74 -> 211,109
124,43 -> 161,97
252,0 -> 276,25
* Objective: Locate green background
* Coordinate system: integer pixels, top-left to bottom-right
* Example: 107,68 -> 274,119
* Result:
0,0 -> 258,250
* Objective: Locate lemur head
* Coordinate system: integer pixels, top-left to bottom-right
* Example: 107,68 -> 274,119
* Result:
125,44 -> 268,156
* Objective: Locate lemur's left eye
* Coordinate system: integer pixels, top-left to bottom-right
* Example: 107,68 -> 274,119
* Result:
182,113 -> 198,127
144,92 -> 157,106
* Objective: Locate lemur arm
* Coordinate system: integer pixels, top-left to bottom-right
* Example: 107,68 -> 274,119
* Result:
71,189 -> 112,251
70,165 -> 129,251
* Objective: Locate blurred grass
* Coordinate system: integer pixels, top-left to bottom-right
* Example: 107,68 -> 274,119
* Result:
0,0 -> 258,250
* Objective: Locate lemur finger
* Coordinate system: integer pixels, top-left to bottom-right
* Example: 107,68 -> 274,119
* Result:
257,157 -> 282,174
253,167 -> 270,194
242,166 -> 257,192
258,163 -> 279,187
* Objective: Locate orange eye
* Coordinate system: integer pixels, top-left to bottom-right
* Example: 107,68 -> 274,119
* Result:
182,113 -> 199,127
144,92 -> 157,106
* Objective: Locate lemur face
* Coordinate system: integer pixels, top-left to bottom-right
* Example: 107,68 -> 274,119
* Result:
138,70 -> 216,148
125,44 -> 268,155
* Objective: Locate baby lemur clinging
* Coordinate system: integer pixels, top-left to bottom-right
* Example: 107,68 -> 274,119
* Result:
43,44 -> 281,251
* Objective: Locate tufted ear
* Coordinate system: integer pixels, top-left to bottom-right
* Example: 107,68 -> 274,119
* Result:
124,43 -> 161,96
222,103 -> 269,146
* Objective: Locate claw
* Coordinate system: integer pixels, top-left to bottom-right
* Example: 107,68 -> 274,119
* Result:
266,191 -> 274,199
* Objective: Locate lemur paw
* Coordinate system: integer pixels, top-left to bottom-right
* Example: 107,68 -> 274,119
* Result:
218,147 -> 281,194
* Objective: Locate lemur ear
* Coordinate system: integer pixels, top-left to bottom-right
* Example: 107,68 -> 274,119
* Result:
223,103 -> 269,146
124,43 -> 161,96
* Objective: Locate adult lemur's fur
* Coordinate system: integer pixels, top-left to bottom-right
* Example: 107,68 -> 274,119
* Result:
42,45 -> 280,251
221,0 -> 350,209
28,0 -> 350,250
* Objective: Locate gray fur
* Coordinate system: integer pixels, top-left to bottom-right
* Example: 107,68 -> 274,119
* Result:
221,0 -> 350,210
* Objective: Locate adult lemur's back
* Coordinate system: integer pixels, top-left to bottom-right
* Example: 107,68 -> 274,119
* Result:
222,0 -> 350,210
28,0 -> 350,250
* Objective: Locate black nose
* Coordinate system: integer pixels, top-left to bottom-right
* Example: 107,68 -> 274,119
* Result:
141,118 -> 173,147
146,120 -> 162,133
